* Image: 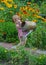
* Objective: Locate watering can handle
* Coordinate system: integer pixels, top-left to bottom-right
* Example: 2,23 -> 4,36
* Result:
24,30 -> 33,38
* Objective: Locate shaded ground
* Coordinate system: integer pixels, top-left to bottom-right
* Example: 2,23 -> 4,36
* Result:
0,42 -> 46,55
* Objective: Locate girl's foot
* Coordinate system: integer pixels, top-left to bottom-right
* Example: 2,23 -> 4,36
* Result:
11,45 -> 17,49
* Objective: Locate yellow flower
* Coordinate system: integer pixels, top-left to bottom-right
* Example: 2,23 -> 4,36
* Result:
20,7 -> 24,11
29,7 -> 33,11
32,9 -> 35,12
5,2 -> 12,8
27,2 -> 31,5
35,9 -> 39,13
14,4 -> 17,8
1,0 -> 7,3
42,18 -> 46,22
32,48 -> 37,50
9,11 -> 13,13
8,0 -> 14,4
25,6 -> 28,10
0,7 -> 4,10
36,15 -> 42,18
0,19 -> 5,22
21,14 -> 24,17
16,12 -> 21,17
1,0 -> 13,3
44,19 -> 46,22
33,20 -> 37,22
8,0 -> 13,2
32,14 -> 37,17
20,6 -> 27,11
22,7 -> 25,10
20,7 -> 22,11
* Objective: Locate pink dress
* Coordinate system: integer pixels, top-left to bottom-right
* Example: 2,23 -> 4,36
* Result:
17,28 -> 28,39
17,28 -> 23,39
16,21 -> 32,39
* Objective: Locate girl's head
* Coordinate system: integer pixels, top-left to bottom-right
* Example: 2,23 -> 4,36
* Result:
12,15 -> 22,28
12,15 -> 21,23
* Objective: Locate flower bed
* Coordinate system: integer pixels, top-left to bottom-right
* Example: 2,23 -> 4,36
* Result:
0,0 -> 46,49
0,46 -> 46,65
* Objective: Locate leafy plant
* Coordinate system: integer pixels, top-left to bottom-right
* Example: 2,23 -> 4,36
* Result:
0,46 -> 11,61
0,22 -> 19,43
40,2 -> 46,15
27,21 -> 46,50
0,46 -> 46,65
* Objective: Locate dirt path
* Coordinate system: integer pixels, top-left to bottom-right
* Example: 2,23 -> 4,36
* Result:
0,42 -> 46,55
0,42 -> 13,50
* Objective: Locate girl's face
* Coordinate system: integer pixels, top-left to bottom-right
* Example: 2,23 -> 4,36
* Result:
15,19 -> 22,24
13,15 -> 23,28
16,20 -> 22,28
13,15 -> 21,23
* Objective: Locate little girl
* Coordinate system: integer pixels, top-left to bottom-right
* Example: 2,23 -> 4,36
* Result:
12,14 -> 36,49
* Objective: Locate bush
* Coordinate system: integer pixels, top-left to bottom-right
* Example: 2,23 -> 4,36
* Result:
0,46 -> 46,65
36,54 -> 46,65
0,22 -> 19,43
40,2 -> 46,15
27,21 -> 46,50
0,46 -> 11,61
10,46 -> 30,65
0,46 -> 32,64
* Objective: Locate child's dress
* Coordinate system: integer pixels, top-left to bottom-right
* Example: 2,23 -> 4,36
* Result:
17,27 -> 33,40
16,20 -> 33,40
17,28 -> 23,39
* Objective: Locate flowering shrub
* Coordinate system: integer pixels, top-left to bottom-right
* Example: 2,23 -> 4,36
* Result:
0,1 -> 46,65
0,46 -> 46,65
0,0 -> 46,22
0,0 -> 46,48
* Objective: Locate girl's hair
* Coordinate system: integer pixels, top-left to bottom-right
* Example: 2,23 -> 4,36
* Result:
21,22 -> 26,27
12,15 -> 22,23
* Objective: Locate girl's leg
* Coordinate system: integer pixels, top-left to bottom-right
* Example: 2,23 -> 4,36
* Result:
25,37 -> 27,45
17,37 -> 27,47
11,37 -> 27,49
20,37 -> 27,46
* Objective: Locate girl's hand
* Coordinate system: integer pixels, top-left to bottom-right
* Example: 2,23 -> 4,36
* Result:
16,24 -> 20,28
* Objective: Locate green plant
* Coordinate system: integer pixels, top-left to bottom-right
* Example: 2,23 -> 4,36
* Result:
40,2 -> 46,15
27,21 -> 46,50
0,46 -> 46,65
0,46 -> 11,61
36,54 -> 46,65
9,46 -> 29,65
0,22 -> 19,43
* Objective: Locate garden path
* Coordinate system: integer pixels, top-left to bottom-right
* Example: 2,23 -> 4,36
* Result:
0,42 -> 46,55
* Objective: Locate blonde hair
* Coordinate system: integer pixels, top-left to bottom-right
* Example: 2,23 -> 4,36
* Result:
12,15 -> 21,23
